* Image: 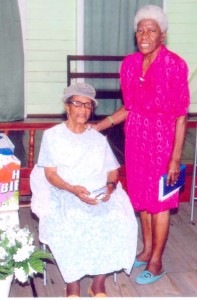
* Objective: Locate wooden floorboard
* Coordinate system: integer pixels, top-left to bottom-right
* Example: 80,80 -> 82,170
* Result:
9,201 -> 197,297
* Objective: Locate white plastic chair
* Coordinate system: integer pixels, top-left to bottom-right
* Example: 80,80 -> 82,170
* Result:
41,243 -> 47,286
31,165 -> 117,285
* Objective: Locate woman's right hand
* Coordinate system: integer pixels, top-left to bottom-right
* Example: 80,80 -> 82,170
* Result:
91,123 -> 100,131
85,122 -> 100,131
166,159 -> 181,186
72,185 -> 98,205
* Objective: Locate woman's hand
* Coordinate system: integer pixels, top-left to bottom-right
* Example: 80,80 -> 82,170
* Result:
166,116 -> 187,187
85,122 -> 101,131
166,159 -> 181,186
72,185 -> 98,205
87,189 -> 112,203
99,191 -> 111,202
100,170 -> 119,202
86,106 -> 128,132
101,183 -> 116,202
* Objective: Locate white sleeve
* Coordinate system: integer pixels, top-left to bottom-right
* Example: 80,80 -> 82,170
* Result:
103,138 -> 120,172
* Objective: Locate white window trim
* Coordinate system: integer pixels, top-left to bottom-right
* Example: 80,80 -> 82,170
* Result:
163,0 -> 167,12
17,0 -> 27,117
77,0 -> 84,80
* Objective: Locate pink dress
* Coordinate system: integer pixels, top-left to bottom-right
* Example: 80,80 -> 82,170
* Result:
120,45 -> 190,213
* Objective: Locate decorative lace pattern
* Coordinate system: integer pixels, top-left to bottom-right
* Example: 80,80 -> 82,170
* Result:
34,123 -> 138,283
120,45 -> 190,213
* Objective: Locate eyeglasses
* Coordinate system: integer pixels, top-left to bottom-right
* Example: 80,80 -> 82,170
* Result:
66,100 -> 93,109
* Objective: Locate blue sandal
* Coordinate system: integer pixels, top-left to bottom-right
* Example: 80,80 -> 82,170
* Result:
133,258 -> 147,268
135,270 -> 166,284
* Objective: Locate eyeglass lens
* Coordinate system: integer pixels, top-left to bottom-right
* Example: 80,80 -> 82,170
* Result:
68,100 -> 92,109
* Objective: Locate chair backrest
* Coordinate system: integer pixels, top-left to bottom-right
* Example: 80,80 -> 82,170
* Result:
67,55 -> 125,100
30,164 -> 51,219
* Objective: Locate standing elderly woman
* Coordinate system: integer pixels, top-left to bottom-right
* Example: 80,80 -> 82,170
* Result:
94,5 -> 190,284
31,82 -> 138,297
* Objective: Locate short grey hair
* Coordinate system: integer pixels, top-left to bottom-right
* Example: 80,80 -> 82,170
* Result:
134,5 -> 168,32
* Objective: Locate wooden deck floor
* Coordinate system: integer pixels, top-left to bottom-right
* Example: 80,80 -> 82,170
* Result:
9,201 -> 197,298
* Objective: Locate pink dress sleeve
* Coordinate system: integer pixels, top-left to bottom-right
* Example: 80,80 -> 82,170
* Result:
170,58 -> 190,117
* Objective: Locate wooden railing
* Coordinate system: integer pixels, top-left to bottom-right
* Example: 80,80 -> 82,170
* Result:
0,118 -> 63,196
0,115 -> 196,202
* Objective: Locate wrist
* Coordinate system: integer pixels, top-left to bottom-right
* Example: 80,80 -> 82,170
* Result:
107,116 -> 114,128
171,156 -> 181,163
106,181 -> 117,190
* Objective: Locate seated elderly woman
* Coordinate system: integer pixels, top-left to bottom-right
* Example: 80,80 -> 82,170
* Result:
30,83 -> 137,297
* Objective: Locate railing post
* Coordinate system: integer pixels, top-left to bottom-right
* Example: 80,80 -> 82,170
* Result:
29,129 -> 35,168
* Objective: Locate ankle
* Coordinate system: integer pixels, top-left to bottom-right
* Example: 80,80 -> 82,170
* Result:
67,281 -> 80,297
136,252 -> 151,262
91,275 -> 106,294
146,261 -> 163,275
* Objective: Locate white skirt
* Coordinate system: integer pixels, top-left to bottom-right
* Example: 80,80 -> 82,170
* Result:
38,182 -> 138,283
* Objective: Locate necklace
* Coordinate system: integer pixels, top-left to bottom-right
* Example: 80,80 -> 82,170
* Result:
139,76 -> 145,87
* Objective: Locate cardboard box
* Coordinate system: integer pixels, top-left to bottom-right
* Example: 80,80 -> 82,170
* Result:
0,134 -> 21,213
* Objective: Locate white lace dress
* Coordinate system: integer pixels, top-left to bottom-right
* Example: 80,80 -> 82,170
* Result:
32,122 -> 138,283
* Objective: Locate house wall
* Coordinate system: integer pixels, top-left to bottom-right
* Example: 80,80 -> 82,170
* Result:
166,0 -> 197,113
26,0 -> 197,115
26,0 -> 77,115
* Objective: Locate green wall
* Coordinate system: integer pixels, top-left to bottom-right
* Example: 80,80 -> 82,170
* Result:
166,0 -> 197,113
26,0 -> 197,115
26,0 -> 77,115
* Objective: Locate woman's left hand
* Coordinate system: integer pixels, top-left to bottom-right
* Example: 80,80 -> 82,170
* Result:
166,159 -> 181,186
100,192 -> 111,202
101,185 -> 116,202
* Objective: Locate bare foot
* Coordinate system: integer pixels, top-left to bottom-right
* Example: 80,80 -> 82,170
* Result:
145,261 -> 163,276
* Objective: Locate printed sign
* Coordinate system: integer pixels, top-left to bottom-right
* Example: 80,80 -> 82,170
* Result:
0,155 -> 21,211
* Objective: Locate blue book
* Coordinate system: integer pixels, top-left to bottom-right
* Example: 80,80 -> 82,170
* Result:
159,164 -> 186,201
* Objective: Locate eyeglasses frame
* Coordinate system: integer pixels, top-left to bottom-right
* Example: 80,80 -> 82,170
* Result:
66,100 -> 94,109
